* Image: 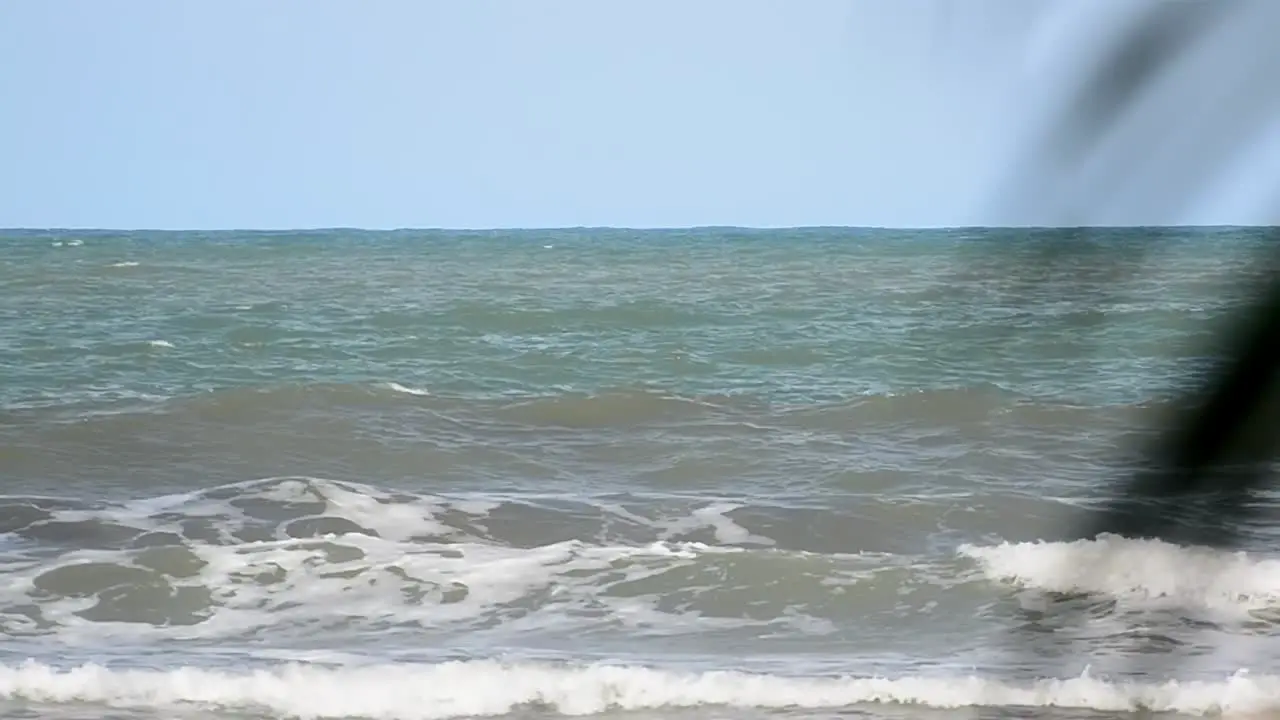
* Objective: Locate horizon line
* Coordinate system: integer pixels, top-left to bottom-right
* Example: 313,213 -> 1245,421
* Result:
1,223 -> 1275,233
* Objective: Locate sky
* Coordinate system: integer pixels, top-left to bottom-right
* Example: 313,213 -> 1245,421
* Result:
1,1 -> 1278,229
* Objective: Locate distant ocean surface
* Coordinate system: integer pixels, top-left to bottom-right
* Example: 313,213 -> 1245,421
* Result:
2,226 -> 1280,719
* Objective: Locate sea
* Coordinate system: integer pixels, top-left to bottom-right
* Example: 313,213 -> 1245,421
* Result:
1,226 -> 1279,719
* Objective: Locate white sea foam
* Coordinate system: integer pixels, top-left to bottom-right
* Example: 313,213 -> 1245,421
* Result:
0,659 -> 1276,718
0,479 -> 1079,653
688,502 -> 777,546
384,382 -> 429,396
651,501 -> 777,547
107,261 -> 139,267
959,533 -> 1280,615
147,339 -> 174,348
2,476 -> 755,642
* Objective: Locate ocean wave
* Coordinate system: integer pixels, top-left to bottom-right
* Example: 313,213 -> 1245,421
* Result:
0,382 -> 1143,509
0,659 -> 1274,718
960,534 -> 1280,618
5,380 -> 1146,432
0,478 -> 958,642
8,475 -> 1276,657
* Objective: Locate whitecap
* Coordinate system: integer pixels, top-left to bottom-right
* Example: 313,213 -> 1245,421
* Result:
384,382 -> 428,396
0,659 -> 1273,718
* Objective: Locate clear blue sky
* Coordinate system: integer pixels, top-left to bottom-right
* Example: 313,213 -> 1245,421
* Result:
2,1 -> 1277,229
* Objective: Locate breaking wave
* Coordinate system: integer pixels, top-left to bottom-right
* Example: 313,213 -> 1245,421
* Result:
1,659 -> 1277,718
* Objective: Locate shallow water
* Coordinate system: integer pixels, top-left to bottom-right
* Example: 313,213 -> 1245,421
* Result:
1,227 -> 1278,718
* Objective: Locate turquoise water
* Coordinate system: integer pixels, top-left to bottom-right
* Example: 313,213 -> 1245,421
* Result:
0,227 -> 1277,719
2,228 -> 1261,407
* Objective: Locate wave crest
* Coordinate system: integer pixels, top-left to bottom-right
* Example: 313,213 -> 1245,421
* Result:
1,659 -> 1274,718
